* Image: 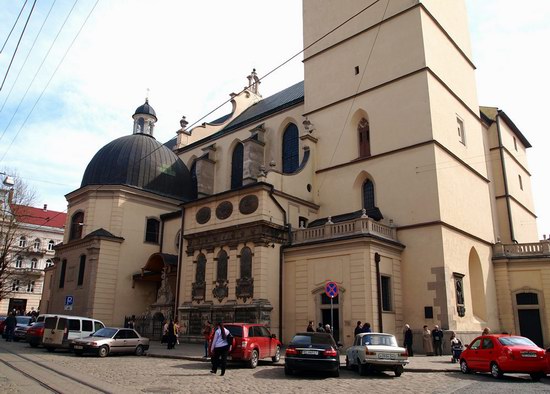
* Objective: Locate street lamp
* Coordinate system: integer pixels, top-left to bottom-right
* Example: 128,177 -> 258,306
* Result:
0,172 -> 14,187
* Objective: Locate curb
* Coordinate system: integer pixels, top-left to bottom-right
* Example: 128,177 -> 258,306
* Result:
145,353 -> 460,373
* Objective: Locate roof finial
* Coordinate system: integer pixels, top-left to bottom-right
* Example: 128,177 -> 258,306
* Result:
246,68 -> 260,96
145,88 -> 150,103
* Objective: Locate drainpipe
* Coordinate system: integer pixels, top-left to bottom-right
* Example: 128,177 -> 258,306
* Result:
268,186 -> 288,342
374,252 -> 383,333
496,111 -> 516,242
174,207 -> 186,321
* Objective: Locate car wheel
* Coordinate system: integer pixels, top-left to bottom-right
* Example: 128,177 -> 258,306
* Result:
332,366 -> 340,377
394,365 -> 404,377
29,342 -> 38,348
284,366 -> 293,376
272,346 -> 280,363
74,350 -> 84,356
530,372 -> 544,382
46,347 -> 55,353
135,345 -> 144,356
359,361 -> 368,376
98,345 -> 109,358
490,362 -> 503,379
13,338 -> 19,342
460,359 -> 470,374
248,349 -> 259,368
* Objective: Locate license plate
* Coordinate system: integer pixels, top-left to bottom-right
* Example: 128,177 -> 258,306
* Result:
74,345 -> 83,350
377,353 -> 396,359
227,356 -> 232,360
302,350 -> 318,355
522,352 -> 536,358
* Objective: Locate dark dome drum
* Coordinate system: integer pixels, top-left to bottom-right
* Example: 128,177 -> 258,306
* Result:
81,134 -> 193,201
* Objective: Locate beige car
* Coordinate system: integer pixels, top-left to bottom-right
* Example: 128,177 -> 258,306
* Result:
346,333 -> 409,377
72,327 -> 149,357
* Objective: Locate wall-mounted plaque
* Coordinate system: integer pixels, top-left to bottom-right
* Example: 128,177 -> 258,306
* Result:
216,201 -> 233,220
239,195 -> 259,215
196,207 -> 211,224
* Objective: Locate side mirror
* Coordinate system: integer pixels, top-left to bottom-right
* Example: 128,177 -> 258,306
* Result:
271,334 -> 276,339
464,344 -> 469,349
337,343 -> 344,348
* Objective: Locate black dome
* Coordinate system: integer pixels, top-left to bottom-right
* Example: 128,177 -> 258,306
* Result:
81,134 -> 193,201
134,100 -> 157,121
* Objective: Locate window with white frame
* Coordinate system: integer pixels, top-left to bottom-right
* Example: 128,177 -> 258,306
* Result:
48,240 -> 55,251
15,256 -> 23,268
19,236 -> 27,248
27,281 -> 35,293
45,259 -> 53,268
457,116 -> 465,145
31,258 -> 38,269
12,279 -> 20,291
33,238 -> 41,251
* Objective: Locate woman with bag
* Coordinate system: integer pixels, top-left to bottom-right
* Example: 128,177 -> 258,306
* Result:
210,321 -> 232,376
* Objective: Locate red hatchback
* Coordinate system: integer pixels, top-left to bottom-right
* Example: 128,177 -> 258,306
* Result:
224,323 -> 282,368
460,334 -> 546,381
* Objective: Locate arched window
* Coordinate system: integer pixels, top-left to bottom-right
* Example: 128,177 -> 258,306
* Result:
15,255 -> 23,268
216,250 -> 228,282
231,143 -> 244,189
33,238 -> 41,251
137,117 -> 145,132
69,212 -> 84,241
145,218 -> 160,243
48,240 -> 55,251
45,259 -> 53,268
363,180 -> 375,211
190,160 -> 198,199
362,179 -> 383,221
31,258 -> 38,269
196,253 -> 206,283
19,236 -> 27,248
358,117 -> 371,157
240,247 -> 252,279
282,123 -> 299,173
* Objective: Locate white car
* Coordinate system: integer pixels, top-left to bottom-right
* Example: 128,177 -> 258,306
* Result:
346,332 -> 409,377
72,327 -> 149,357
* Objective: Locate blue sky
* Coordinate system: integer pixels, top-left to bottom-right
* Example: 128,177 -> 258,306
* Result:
0,0 -> 549,239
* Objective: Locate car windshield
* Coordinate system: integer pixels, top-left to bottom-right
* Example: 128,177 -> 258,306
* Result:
498,336 -> 536,347
361,334 -> 398,347
16,316 -> 32,325
291,334 -> 335,346
225,325 -> 243,337
92,328 -> 117,338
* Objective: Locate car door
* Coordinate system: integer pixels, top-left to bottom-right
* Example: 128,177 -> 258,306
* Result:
259,326 -> 274,356
124,329 -> 140,353
478,338 -> 496,372
111,329 -> 126,353
67,319 -> 81,341
466,338 -> 483,370
250,326 -> 264,357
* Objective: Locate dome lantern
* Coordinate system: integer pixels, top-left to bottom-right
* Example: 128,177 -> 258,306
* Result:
132,98 -> 157,136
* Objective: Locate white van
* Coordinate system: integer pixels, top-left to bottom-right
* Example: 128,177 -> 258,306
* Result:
41,314 -> 105,351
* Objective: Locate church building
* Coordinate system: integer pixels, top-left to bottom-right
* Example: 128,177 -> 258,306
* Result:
45,0 -> 550,350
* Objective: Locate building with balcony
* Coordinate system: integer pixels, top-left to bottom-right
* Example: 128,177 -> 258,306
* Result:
45,0 -> 550,349
0,204 -> 66,315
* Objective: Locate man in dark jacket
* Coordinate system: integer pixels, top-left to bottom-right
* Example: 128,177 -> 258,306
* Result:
432,325 -> 444,356
403,324 -> 413,356
315,323 -> 325,332
4,312 -> 17,342
354,321 -> 363,337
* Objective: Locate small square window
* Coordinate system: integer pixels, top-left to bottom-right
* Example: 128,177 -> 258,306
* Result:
457,116 -> 465,145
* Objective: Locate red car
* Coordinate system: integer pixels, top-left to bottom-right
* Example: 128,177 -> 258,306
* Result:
26,321 -> 45,347
460,334 -> 546,381
224,323 -> 282,368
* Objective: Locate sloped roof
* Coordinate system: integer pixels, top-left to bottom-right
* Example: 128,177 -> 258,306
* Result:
10,204 -> 66,229
479,106 -> 531,148
178,81 -> 305,151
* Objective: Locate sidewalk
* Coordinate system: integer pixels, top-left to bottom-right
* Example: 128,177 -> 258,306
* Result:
146,341 -> 461,373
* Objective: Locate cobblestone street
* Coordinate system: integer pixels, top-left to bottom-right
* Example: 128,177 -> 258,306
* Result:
1,341 -> 549,393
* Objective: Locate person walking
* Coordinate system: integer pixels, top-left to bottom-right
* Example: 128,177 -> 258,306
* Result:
432,325 -> 443,356
306,321 -> 314,332
210,321 -> 231,376
403,324 -> 413,356
316,323 -> 325,332
203,320 -> 212,358
324,324 -> 332,335
362,322 -> 372,333
450,332 -> 463,363
422,325 -> 434,355
166,319 -> 177,350
354,321 -> 363,337
4,312 -> 16,342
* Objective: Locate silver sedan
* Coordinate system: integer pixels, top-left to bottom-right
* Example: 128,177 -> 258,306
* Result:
72,327 -> 149,357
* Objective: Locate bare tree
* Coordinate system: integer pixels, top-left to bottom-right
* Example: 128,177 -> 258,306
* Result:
0,172 -> 36,303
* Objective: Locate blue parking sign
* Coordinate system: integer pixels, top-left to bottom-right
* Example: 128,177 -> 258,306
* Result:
65,296 -> 74,306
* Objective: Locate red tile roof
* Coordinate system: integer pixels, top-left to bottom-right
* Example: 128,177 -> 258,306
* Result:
10,204 -> 67,229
